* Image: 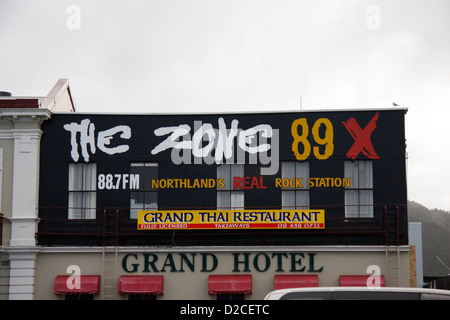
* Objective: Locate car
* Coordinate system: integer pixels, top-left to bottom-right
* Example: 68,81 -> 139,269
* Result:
264,286 -> 450,300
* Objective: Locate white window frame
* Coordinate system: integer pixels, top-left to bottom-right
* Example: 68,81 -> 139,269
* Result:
344,160 -> 374,218
68,163 -> 97,219
217,164 -> 244,210
130,163 -> 158,219
281,162 -> 310,210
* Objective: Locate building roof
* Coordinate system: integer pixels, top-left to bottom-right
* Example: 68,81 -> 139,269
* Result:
0,79 -> 75,112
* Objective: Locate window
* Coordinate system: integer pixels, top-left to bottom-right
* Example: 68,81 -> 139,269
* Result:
130,163 -> 158,219
281,162 -> 309,209
68,163 -> 97,219
344,161 -> 374,217
217,164 -> 244,209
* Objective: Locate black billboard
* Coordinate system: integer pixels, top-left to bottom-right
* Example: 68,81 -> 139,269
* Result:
38,109 -> 408,246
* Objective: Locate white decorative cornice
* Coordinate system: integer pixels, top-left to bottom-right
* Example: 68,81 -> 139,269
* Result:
37,245 -> 411,254
0,108 -> 52,124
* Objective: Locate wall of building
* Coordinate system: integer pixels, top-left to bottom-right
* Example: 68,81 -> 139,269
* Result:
0,107 -> 52,299
0,108 -> 51,246
31,109 -> 411,300
0,79 -> 76,300
37,109 -> 409,247
0,82 -> 413,300
34,246 -> 411,300
0,138 -> 14,247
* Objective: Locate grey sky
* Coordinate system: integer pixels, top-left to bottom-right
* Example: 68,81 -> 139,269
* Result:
1,0 -> 449,211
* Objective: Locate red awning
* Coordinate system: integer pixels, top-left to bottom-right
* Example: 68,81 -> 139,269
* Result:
208,275 -> 252,294
54,275 -> 100,295
274,275 -> 319,290
118,275 -> 164,295
339,275 -> 385,287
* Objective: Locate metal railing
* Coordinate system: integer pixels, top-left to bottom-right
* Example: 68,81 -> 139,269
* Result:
36,204 -> 407,246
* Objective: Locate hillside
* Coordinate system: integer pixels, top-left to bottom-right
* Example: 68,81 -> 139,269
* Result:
408,201 -> 450,277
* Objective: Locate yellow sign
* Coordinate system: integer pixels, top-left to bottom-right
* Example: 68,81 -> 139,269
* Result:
138,209 -> 325,230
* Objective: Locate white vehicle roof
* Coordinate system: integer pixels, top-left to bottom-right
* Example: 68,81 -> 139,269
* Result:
265,286 -> 450,300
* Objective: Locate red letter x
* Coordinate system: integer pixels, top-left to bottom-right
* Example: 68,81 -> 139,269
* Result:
342,112 -> 380,160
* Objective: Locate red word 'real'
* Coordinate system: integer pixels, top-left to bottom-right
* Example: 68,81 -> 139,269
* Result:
342,112 -> 380,160
234,177 -> 267,190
